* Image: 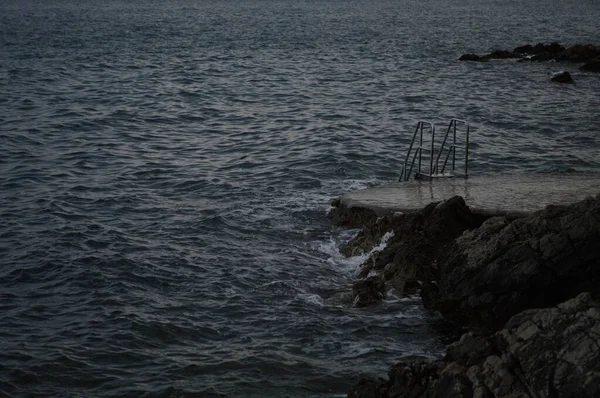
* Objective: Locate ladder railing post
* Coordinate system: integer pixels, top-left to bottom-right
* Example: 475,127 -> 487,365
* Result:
465,124 -> 470,177
400,122 -> 421,181
452,120 -> 457,172
434,120 -> 452,174
418,122 -> 423,177
430,125 -> 435,178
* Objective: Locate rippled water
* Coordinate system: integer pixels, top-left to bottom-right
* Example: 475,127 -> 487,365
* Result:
1,0 -> 600,396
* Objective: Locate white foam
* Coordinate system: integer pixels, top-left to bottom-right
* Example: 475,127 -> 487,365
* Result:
296,293 -> 324,307
317,236 -> 371,272
317,230 -> 395,274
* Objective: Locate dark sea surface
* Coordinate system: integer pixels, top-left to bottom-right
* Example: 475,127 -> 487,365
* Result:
1,0 -> 600,396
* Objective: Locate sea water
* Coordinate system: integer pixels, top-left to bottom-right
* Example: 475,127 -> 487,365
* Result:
1,0 -> 600,396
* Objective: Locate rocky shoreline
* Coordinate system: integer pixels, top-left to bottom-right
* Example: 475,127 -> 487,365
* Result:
330,193 -> 600,397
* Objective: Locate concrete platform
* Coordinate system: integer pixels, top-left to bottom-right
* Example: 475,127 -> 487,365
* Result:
340,174 -> 600,218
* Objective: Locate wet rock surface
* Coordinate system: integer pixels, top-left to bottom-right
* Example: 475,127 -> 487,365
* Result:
331,196 -> 489,306
352,276 -> 386,308
334,193 -> 600,397
425,194 -> 600,332
349,293 -> 600,398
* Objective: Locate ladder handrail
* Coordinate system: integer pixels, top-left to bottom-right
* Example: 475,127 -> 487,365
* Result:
399,121 -> 435,181
439,144 -> 456,174
399,122 -> 421,181
405,147 -> 422,182
433,119 -> 470,177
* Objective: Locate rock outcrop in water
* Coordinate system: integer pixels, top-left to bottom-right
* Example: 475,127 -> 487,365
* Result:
331,193 -> 600,397
550,71 -> 574,83
458,42 -> 600,73
332,196 -> 489,306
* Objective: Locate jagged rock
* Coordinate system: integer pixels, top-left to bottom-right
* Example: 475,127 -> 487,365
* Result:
348,377 -> 388,398
342,213 -> 404,258
445,332 -> 493,367
530,51 -> 554,62
459,53 -> 481,61
352,276 -> 386,307
424,195 -> 600,332
551,71 -> 574,83
514,42 -> 564,56
349,293 -> 600,397
329,198 -> 378,228
513,44 -> 534,54
556,44 -> 600,63
544,41 -> 566,54
495,292 -> 600,397
580,56 -> 600,72
348,196 -> 489,298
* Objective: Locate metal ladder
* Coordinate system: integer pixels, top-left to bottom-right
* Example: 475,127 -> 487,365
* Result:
399,119 -> 470,181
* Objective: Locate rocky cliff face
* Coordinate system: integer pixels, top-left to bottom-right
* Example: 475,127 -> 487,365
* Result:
332,196 -> 489,306
349,293 -> 600,398
333,194 -> 600,397
425,195 -> 600,332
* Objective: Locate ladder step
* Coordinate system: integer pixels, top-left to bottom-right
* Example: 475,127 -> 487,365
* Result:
415,172 -> 455,180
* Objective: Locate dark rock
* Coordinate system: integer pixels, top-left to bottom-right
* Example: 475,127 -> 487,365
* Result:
551,71 -> 574,83
514,42 -> 565,56
329,200 -> 378,229
349,293 -> 600,397
513,44 -> 533,54
352,196 -> 489,298
352,276 -> 385,307
556,44 -> 600,63
580,56 -> 600,72
342,213 -> 404,258
445,332 -> 493,367
348,377 -> 388,398
425,195 -> 600,332
543,41 -> 566,55
459,53 -> 480,61
530,51 -> 554,62
479,50 -> 520,62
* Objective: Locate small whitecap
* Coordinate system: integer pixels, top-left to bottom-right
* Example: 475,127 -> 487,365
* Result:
296,293 -> 324,307
341,343 -> 374,359
317,230 -> 395,274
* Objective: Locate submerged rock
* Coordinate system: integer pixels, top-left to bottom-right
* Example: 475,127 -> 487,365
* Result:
349,293 -> 600,397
